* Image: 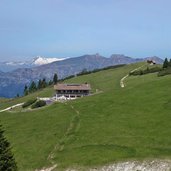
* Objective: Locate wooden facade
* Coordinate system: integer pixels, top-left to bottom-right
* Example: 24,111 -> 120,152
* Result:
54,83 -> 91,100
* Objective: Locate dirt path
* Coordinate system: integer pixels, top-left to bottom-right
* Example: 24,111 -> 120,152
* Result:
120,65 -> 145,88
38,103 -> 81,171
0,103 -> 24,113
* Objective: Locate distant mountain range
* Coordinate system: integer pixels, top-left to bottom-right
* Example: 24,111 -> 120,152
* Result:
0,54 -> 163,98
0,56 -> 67,72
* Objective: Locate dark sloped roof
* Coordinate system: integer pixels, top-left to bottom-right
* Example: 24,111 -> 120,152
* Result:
54,83 -> 91,90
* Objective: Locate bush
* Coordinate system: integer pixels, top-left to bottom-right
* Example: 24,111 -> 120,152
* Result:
147,66 -> 162,73
158,67 -> 171,76
129,66 -> 162,76
22,98 -> 37,108
31,100 -> 46,109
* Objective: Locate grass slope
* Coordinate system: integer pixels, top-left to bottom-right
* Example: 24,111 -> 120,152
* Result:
0,103 -> 75,170
0,63 -> 171,170
0,85 -> 54,110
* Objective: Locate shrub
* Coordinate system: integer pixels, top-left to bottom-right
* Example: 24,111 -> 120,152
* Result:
147,66 -> 162,73
129,70 -> 143,76
31,100 -> 46,109
129,66 -> 162,76
158,67 -> 171,76
22,98 -> 37,108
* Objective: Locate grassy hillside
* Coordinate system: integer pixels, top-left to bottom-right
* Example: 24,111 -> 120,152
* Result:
0,98 -> 9,103
0,85 -> 54,110
0,63 -> 171,170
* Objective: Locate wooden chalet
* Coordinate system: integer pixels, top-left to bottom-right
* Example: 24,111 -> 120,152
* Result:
54,83 -> 91,100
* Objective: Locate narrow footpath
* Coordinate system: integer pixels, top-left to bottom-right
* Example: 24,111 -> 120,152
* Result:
120,65 -> 145,88
0,103 -> 24,113
38,103 -> 80,171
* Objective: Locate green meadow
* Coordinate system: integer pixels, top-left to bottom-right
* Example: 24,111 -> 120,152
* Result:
0,63 -> 171,170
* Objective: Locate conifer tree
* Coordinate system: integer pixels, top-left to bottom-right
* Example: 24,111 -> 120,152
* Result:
23,85 -> 28,96
168,58 -> 171,67
42,78 -> 47,88
53,73 -> 58,84
0,125 -> 17,171
38,79 -> 42,89
29,81 -> 37,93
163,58 -> 169,68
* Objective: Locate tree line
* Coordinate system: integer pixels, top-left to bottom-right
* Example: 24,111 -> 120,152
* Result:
162,58 -> 171,69
158,58 -> 171,76
76,64 -> 126,77
23,73 -> 58,96
129,58 -> 171,77
129,66 -> 162,76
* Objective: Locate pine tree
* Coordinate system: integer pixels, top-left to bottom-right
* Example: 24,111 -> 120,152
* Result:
42,78 -> 47,88
53,73 -> 58,84
0,125 -> 17,171
23,85 -> 28,96
168,58 -> 171,67
29,81 -> 37,93
163,58 -> 169,68
38,79 -> 42,89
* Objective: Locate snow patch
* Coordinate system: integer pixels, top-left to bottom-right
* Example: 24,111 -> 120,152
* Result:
2,56 -> 67,67
33,56 -> 67,65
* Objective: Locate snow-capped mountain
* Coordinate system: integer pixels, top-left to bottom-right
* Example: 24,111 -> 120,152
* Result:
0,56 -> 67,72
0,53 -> 164,98
32,56 -> 67,65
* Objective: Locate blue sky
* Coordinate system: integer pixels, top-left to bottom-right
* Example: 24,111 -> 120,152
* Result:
0,0 -> 170,61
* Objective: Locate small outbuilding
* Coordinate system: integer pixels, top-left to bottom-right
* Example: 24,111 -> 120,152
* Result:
54,83 -> 91,100
147,60 -> 156,65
